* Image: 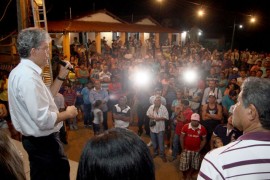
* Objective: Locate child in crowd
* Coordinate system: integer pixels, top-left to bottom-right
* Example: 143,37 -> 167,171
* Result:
93,100 -> 103,135
63,84 -> 78,130
74,82 -> 84,121
54,92 -> 68,144
213,137 -> 223,148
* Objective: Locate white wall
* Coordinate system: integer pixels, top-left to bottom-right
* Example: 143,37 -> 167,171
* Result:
87,32 -> 95,42
181,32 -> 187,46
69,33 -> 80,44
100,32 -> 113,47
144,33 -> 150,41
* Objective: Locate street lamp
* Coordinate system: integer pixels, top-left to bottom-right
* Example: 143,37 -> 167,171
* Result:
230,15 -> 256,50
230,20 -> 243,50
250,17 -> 256,23
197,9 -> 205,17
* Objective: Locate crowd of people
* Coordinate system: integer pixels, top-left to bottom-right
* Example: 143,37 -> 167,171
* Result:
1,27 -> 270,179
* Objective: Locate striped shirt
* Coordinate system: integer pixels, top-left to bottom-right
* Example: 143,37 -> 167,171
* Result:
198,132 -> 270,180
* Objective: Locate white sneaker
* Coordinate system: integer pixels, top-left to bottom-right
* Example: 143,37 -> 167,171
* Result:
147,141 -> 152,147
73,125 -> 78,130
69,125 -> 74,130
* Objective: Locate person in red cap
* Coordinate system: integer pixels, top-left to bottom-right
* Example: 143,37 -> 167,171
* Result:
179,113 -> 207,180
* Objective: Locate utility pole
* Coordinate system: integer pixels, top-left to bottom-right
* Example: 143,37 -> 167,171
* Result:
230,17 -> 236,50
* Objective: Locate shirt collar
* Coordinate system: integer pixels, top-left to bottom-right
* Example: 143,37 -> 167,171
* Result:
188,123 -> 201,130
238,132 -> 270,141
21,58 -> 42,75
93,87 -> 103,91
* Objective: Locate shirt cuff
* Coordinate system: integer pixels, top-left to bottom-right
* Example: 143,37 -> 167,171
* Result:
51,112 -> 58,127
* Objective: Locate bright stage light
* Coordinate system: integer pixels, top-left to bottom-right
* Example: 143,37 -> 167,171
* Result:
134,70 -> 151,87
183,69 -> 198,84
197,9 -> 205,17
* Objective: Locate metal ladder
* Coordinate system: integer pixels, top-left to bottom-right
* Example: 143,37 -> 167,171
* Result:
30,0 -> 52,86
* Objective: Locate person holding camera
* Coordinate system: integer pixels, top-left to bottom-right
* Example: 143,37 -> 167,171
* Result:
146,96 -> 169,162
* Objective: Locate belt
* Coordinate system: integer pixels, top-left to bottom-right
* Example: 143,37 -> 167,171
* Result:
22,132 -> 59,140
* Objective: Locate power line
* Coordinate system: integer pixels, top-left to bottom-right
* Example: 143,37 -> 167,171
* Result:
0,0 -> 13,22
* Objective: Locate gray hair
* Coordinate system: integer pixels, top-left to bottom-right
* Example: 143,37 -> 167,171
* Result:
154,95 -> 161,101
241,77 -> 270,129
16,27 -> 51,58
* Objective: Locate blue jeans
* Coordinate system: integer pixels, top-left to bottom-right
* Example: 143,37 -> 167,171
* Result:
68,117 -> 77,126
172,134 -> 181,158
83,104 -> 92,125
150,131 -> 165,157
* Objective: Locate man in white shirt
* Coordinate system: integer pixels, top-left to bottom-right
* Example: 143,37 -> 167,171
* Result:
113,96 -> 131,128
147,96 -> 169,162
237,69 -> 247,87
8,27 -> 78,180
201,80 -> 223,105
149,87 -> 166,105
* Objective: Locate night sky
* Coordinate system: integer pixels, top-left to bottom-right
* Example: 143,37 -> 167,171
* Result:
1,0 -> 270,51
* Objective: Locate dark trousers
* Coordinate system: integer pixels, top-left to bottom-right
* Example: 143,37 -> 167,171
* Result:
200,120 -> 220,142
93,123 -> 101,135
60,122 -> 68,144
83,103 -> 92,125
165,104 -> 173,146
22,132 -> 70,180
103,111 -> 108,130
137,105 -> 150,135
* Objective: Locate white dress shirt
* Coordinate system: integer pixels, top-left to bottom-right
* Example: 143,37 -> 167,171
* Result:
146,104 -> 169,133
8,59 -> 62,137
54,93 -> 65,110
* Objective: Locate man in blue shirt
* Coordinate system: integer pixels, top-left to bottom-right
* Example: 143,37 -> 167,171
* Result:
89,80 -> 109,130
222,90 -> 237,117
81,82 -> 93,127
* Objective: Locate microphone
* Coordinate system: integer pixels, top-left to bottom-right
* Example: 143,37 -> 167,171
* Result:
52,56 -> 75,73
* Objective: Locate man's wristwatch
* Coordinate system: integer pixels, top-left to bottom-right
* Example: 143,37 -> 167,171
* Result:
57,76 -> 66,81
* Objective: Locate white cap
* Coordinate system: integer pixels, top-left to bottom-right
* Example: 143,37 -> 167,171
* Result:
191,113 -> 200,121
233,67 -> 239,71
